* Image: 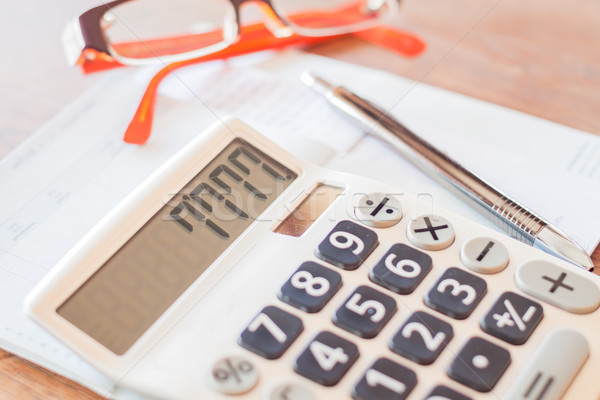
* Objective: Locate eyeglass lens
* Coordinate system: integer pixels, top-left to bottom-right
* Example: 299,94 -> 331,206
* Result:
101,0 -> 395,60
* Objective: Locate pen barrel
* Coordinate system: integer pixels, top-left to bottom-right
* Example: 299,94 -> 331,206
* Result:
489,196 -> 547,245
331,87 -> 548,245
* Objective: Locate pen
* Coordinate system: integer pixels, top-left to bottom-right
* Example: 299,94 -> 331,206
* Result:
301,72 -> 594,272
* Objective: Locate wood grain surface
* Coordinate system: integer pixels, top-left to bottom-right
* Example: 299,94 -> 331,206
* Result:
1,0 -> 599,398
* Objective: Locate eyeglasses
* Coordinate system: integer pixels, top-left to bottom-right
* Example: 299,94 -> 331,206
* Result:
62,0 -> 425,145
63,0 -> 400,68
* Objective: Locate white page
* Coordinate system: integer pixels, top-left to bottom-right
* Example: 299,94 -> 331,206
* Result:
0,50 -> 598,397
160,51 -> 600,251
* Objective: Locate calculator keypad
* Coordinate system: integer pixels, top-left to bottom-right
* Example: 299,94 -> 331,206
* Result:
294,331 -> 359,387
369,243 -> 432,294
352,357 -> 417,400
333,285 -> 397,339
447,336 -> 511,392
239,306 -> 303,359
235,200 -> 595,398
389,311 -> 453,365
316,220 -> 378,270
278,262 -> 342,313
425,267 -> 487,319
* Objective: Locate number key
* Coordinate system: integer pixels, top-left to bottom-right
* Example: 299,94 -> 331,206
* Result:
389,311 -> 453,365
333,286 -> 397,339
294,331 -> 359,386
352,358 -> 417,400
370,244 -> 432,294
239,306 -> 303,359
316,220 -> 378,270
279,262 -> 342,313
425,267 -> 487,319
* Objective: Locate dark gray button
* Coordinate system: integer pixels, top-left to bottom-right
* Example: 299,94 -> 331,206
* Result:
352,358 -> 417,400
294,331 -> 359,387
389,311 -> 453,365
316,220 -> 378,270
425,267 -> 487,319
239,306 -> 303,359
425,385 -> 472,400
279,262 -> 342,313
333,285 -> 397,339
447,336 -> 510,392
516,260 -> 600,314
369,244 -> 432,294
481,291 -> 543,345
503,329 -> 589,400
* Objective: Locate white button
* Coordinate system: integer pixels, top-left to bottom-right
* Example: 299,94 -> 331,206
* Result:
516,260 -> 600,314
354,193 -> 403,228
266,382 -> 315,400
407,215 -> 454,251
460,237 -> 509,274
503,329 -> 589,400
209,355 -> 258,395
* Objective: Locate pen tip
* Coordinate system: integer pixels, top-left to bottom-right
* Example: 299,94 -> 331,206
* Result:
535,225 -> 595,272
300,71 -> 334,95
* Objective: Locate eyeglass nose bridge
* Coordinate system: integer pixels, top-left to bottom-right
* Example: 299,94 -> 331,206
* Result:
228,0 -> 295,38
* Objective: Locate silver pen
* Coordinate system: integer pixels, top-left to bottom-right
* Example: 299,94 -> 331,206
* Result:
301,72 -> 594,271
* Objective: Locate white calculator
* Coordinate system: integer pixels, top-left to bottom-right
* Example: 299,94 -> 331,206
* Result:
25,118 -> 600,400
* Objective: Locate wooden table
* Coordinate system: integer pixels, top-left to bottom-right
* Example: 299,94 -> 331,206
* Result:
1,0 -> 598,398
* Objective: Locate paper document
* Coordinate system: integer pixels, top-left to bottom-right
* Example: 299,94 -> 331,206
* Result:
0,50 -> 598,398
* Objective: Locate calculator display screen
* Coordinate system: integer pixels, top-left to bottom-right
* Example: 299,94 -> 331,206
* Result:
57,139 -> 297,355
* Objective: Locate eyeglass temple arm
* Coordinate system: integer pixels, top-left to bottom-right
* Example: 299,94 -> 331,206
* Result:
123,26 -> 425,145
123,27 -> 337,144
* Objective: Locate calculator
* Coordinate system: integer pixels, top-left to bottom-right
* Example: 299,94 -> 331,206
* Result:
25,118 -> 600,400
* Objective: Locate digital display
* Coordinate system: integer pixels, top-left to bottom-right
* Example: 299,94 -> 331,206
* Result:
57,139 -> 297,355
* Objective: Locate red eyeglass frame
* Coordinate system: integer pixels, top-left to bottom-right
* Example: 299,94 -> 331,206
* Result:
69,1 -> 426,144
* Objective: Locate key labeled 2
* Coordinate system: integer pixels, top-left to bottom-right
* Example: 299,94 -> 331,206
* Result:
333,286 -> 397,338
390,311 -> 453,365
